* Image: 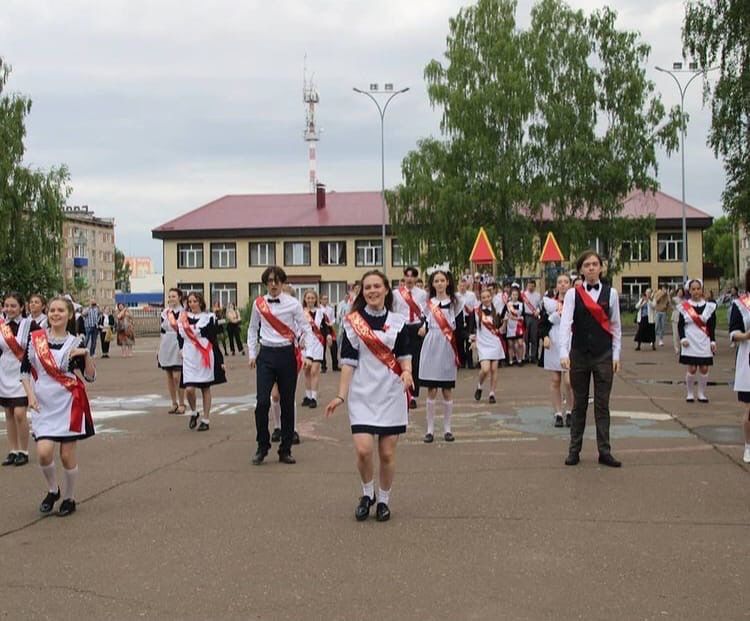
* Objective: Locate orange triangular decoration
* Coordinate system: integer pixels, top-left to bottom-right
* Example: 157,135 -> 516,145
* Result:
469,227 -> 496,264
539,231 -> 565,263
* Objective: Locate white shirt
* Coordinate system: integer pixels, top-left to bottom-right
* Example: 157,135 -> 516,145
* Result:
247,293 -> 314,359
392,286 -> 428,325
558,282 -> 622,361
521,289 -> 541,315
492,293 -> 506,314
320,304 -> 335,327
460,290 -> 477,317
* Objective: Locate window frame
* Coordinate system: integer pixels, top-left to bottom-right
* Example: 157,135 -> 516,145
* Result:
210,242 -> 237,269
249,242 -> 276,267
657,233 -> 686,263
283,241 -> 311,266
210,282 -> 238,307
355,239 -> 383,267
318,241 -> 347,266
177,243 -> 204,269
319,281 -> 348,305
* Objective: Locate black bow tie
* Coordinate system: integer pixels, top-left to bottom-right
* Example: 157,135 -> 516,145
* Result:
586,283 -> 600,291
267,298 -> 280,304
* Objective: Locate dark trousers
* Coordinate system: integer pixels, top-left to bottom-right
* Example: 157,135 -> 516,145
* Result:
321,339 -> 338,371
405,323 -> 424,398
227,323 -> 244,354
254,346 -> 298,455
99,331 -> 111,355
524,316 -> 539,362
460,314 -> 475,368
84,326 -> 99,356
568,349 -> 614,456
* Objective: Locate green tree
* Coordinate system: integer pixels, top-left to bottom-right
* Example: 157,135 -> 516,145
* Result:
684,1 -> 750,223
114,248 -> 131,293
703,215 -> 735,279
389,0 -> 680,275
0,57 -> 70,295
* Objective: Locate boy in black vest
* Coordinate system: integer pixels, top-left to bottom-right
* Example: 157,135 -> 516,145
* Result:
559,250 -> 623,467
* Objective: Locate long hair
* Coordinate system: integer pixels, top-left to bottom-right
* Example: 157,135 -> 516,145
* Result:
48,295 -> 75,332
477,288 -> 500,329
187,292 -> 207,312
28,293 -> 47,313
351,270 -> 393,314
3,291 -> 26,316
302,289 -> 319,310
168,287 -> 184,305
428,269 -> 456,303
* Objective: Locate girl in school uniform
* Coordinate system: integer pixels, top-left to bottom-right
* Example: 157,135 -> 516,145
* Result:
1,292 -> 34,467
471,288 -> 506,404
542,274 -> 574,428
505,286 -> 526,365
178,292 -> 226,431
678,279 -> 717,403
729,269 -> 750,463
419,269 -> 463,443
301,290 -> 325,408
27,294 -> 48,329
21,296 -> 95,517
325,270 -> 413,522
158,288 -> 186,415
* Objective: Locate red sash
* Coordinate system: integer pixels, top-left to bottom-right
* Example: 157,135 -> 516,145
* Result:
178,313 -> 212,368
521,292 -> 536,315
508,303 -> 525,336
738,294 -> 750,313
348,311 -> 404,378
475,309 -> 503,341
682,301 -> 710,338
165,309 -> 180,333
255,297 -> 303,372
307,310 -> 326,347
399,287 -> 422,323
0,318 -> 26,363
30,330 -> 93,434
427,300 -> 461,367
574,284 -> 612,335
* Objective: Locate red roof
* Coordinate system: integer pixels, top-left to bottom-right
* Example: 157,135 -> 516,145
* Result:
152,189 -> 712,238
469,227 -> 497,264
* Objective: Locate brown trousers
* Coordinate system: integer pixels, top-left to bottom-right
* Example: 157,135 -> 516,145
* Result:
568,349 -> 614,456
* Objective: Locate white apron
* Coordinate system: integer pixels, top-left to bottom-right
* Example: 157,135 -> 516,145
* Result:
0,317 -> 32,399
419,296 -> 462,383
303,308 -> 325,362
543,297 -> 567,372
679,300 -> 716,359
475,308 -> 505,362
158,308 -> 183,368
732,300 -> 750,392
179,313 -> 216,385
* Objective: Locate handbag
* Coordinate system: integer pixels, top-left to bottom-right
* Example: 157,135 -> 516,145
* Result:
104,327 -> 114,343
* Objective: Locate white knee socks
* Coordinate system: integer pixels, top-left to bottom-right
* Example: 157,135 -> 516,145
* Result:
41,462 -> 58,493
444,400 -> 453,434
425,399 -> 436,435
62,466 -> 78,500
698,373 -> 709,400
271,398 -> 281,428
361,479 -> 374,500
686,372 -> 696,400
378,487 -> 391,506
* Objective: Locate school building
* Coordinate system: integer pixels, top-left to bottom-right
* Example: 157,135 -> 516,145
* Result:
151,187 -> 713,308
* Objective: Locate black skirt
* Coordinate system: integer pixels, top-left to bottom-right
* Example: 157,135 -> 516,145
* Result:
0,396 -> 29,408
351,424 -> 406,436
679,355 -> 713,366
420,379 -> 456,389
634,317 -> 656,343
738,391 -> 750,403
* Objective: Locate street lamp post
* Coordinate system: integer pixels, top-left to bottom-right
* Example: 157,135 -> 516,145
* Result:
655,61 -> 717,283
353,84 -> 409,278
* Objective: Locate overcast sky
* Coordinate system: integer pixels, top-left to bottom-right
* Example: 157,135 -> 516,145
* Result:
2,0 -> 724,271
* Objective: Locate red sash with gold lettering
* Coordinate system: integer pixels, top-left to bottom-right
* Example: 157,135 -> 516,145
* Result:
475,308 -> 503,342
574,284 -> 612,335
178,313 -> 212,368
682,301 -> 709,338
30,330 -> 92,434
255,297 -> 303,372
399,287 -> 422,323
427,300 -> 461,367
307,310 -> 326,347
0,318 -> 27,362
348,311 -> 404,378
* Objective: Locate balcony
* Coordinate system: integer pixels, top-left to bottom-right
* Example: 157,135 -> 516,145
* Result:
73,257 -> 89,268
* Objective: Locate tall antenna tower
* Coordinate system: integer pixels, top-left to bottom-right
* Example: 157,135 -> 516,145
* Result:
303,57 -> 320,193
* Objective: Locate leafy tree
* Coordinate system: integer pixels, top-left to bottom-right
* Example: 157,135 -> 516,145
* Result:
703,215 -> 735,279
389,0 -> 681,275
684,1 -> 750,223
0,57 -> 70,296
115,248 -> 131,293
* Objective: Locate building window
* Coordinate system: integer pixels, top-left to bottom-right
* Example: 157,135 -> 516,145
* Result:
249,242 -> 276,267
177,243 -> 204,269
657,233 -> 685,262
73,243 -> 86,258
319,241 -> 347,266
658,276 -> 684,292
249,282 -> 264,302
210,282 -> 237,307
210,242 -> 236,269
179,282 -> 205,297
621,277 -> 652,308
622,239 -> 650,263
391,239 -> 418,267
284,242 -> 311,266
320,281 -> 348,304
355,240 -> 383,266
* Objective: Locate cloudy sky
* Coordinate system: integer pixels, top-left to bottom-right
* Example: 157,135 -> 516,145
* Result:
2,0 -> 724,271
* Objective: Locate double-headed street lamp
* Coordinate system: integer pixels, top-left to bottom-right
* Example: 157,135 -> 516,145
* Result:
353,83 -> 410,278
655,61 -> 717,283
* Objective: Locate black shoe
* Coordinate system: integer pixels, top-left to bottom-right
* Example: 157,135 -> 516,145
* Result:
271,428 -> 281,442
598,453 -> 622,468
375,502 -> 391,522
409,398 -> 417,410
14,453 -> 29,466
488,395 -> 496,404
278,453 -> 296,465
2,453 -> 17,466
308,399 -> 317,409
444,432 -> 455,442
652,343 -> 656,351
423,433 -> 434,444
635,346 -> 641,351
332,367 -> 340,372
239,350 -> 245,356
565,413 -> 572,427
355,495 -> 375,521
292,431 -> 301,445
698,397 -> 709,403
554,414 -> 564,428
686,397 -> 695,403
230,351 -> 235,356
474,388 -> 482,401
39,488 -> 61,514
301,397 -> 311,406
188,412 -> 200,430
196,421 -> 210,432
57,499 -> 76,517
102,354 -> 109,359
251,448 -> 268,465
565,453 -> 580,466
321,368 -> 327,374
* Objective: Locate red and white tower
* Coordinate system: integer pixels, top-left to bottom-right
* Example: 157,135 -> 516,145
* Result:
303,60 -> 320,193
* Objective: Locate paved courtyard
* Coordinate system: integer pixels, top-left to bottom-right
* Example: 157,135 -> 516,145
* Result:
1,333 -> 748,620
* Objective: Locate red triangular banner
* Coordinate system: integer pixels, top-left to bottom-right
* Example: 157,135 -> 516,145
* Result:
539,231 -> 565,263
469,227 -> 496,264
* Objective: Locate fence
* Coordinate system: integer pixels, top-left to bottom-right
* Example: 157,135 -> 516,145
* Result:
127,307 -> 162,337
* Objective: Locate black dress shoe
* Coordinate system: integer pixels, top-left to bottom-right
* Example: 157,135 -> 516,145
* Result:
686,397 -> 695,403
565,453 -> 580,466
698,397 -> 709,403
488,395 -> 496,404
554,414 -> 564,428
251,449 -> 268,465
39,488 -> 61,513
598,453 -> 622,468
301,397 -> 311,406
375,502 -> 391,522
474,388 -> 482,401
355,495 -> 375,521
308,399 -> 317,409
271,428 -> 281,443
196,421 -> 209,432
565,413 -> 572,427
14,453 -> 29,466
188,412 -> 200,430
423,433 -> 434,444
409,398 -> 417,410
444,432 -> 455,442
292,431 -> 301,445
278,453 -> 296,465
2,452 -> 17,466
332,367 -> 340,372
57,499 -> 76,517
